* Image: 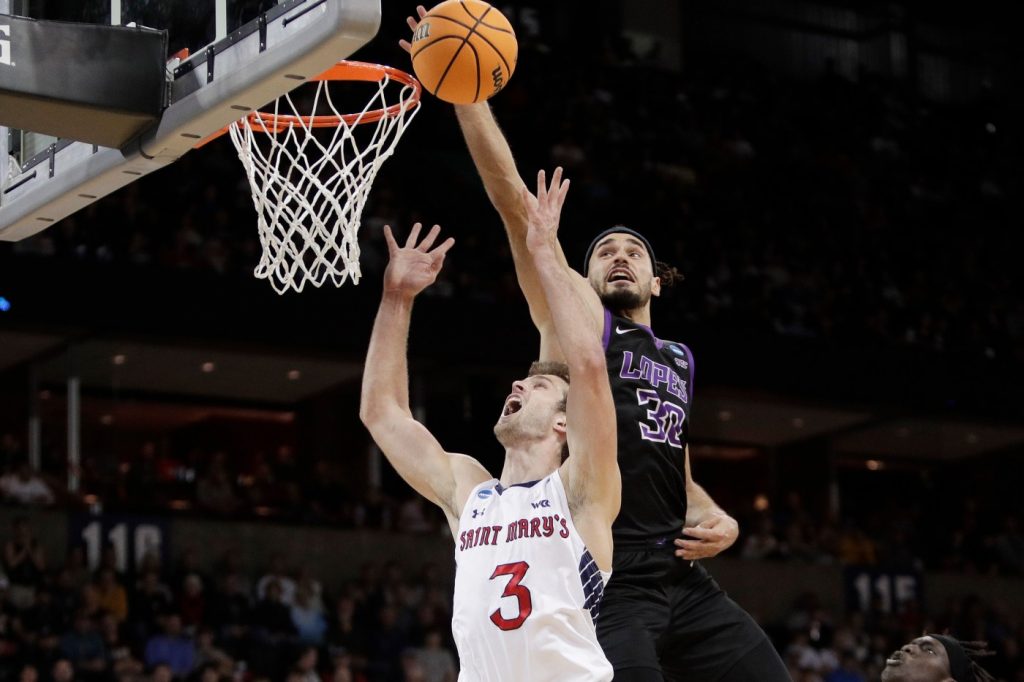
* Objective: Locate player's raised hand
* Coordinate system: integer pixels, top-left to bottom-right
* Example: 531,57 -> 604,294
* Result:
382,223 -> 454,297
675,514 -> 740,561
398,5 -> 429,54
522,167 -> 571,255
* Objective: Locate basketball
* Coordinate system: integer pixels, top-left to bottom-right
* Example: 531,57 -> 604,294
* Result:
410,0 -> 518,105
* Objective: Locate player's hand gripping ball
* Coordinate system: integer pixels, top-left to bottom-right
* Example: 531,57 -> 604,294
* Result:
410,0 -> 518,104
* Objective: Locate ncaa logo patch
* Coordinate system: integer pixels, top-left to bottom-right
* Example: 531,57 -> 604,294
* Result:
477,489 -> 493,499
669,345 -> 685,356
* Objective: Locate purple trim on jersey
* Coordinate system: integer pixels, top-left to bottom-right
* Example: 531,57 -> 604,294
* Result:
601,309 -> 612,351
578,550 -> 605,620
494,479 -> 542,495
681,344 -> 695,402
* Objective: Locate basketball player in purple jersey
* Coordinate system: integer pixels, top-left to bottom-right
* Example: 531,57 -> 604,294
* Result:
402,6 -> 789,680
360,170 -> 620,680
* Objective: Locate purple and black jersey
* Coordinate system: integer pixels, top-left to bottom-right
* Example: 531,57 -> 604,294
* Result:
602,308 -> 694,548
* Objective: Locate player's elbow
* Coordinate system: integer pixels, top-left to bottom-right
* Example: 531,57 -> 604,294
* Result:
358,399 -> 392,432
569,347 -> 607,376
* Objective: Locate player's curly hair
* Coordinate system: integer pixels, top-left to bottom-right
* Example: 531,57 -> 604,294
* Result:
656,261 -> 684,288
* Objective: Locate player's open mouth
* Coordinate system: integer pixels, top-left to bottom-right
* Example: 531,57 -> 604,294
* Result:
607,267 -> 635,284
885,652 -> 903,666
502,396 -> 523,416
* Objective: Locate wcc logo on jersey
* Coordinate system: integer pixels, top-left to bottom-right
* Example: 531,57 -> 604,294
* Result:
0,25 -> 12,66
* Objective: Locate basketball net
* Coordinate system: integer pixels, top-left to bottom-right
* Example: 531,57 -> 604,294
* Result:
226,62 -> 421,294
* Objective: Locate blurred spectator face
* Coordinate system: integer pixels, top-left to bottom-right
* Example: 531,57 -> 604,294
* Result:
880,636 -> 952,682
18,665 -> 39,682
52,660 -> 74,682
266,580 -> 283,602
151,664 -> 173,682
298,647 -> 317,671
184,573 -> 203,597
586,233 -> 660,312
164,614 -> 183,636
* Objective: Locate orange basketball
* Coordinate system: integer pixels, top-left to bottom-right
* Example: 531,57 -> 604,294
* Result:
410,0 -> 518,105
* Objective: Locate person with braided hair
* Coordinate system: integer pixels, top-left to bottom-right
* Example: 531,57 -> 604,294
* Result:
882,635 -> 995,682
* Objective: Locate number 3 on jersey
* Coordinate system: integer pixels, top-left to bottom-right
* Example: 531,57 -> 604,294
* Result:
637,388 -> 685,448
489,561 -> 532,631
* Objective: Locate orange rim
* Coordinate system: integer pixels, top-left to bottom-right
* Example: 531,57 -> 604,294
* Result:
195,61 -> 421,147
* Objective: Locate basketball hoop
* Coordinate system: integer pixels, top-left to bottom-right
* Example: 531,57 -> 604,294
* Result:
211,61 -> 421,294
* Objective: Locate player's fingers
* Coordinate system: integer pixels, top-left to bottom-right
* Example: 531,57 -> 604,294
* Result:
417,5 -> 428,19
399,39 -> 412,54
433,237 -> 456,259
556,178 -> 571,210
536,169 -> 547,202
406,15 -> 418,31
383,225 -> 398,255
676,547 -> 708,560
406,222 -> 423,248
418,224 -> 442,251
550,166 -> 563,195
682,526 -> 718,539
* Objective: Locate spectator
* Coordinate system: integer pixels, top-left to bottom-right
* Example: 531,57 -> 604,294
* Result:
193,627 -> 234,678
195,453 -> 240,516
741,517 -> 780,560
144,613 -> 196,678
148,663 -> 174,682
292,646 -> 321,682
179,573 -> 206,629
290,581 -> 327,645
0,461 -> 55,506
256,554 -> 296,606
130,570 -> 175,638
251,579 -> 296,639
94,568 -> 128,622
100,612 -> 145,680
826,651 -> 866,682
51,658 -> 75,682
17,663 -> 39,682
3,516 -> 46,609
417,630 -> 456,682
58,611 -> 107,679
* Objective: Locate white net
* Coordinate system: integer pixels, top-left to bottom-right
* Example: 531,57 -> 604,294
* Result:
228,65 -> 420,294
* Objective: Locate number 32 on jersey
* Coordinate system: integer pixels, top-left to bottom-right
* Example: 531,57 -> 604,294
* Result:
636,389 -> 685,448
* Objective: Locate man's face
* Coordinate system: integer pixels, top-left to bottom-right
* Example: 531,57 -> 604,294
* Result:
587,233 -> 660,313
494,374 -> 568,447
880,636 -> 954,682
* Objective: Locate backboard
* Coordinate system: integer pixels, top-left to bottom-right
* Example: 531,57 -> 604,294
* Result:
0,0 -> 381,241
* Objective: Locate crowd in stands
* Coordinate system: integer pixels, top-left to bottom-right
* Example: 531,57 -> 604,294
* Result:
5,37 -> 1022,366
774,590 -> 1024,681
3,428 -> 1024,580
0,516 -> 457,682
0,513 -> 1021,681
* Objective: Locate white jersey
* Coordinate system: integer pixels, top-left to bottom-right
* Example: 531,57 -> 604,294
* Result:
451,470 -> 613,682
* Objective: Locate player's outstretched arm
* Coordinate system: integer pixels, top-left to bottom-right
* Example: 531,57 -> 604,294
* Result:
401,7 -> 600,361
674,447 -> 740,560
523,170 -> 620,527
359,224 -> 489,525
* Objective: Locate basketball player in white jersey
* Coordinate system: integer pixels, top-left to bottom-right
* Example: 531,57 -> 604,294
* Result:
359,170 -> 619,681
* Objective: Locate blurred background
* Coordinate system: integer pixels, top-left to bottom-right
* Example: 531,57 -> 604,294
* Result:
1,0 -> 1023,680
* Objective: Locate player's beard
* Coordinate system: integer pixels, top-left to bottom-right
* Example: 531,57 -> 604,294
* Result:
598,286 -> 649,315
